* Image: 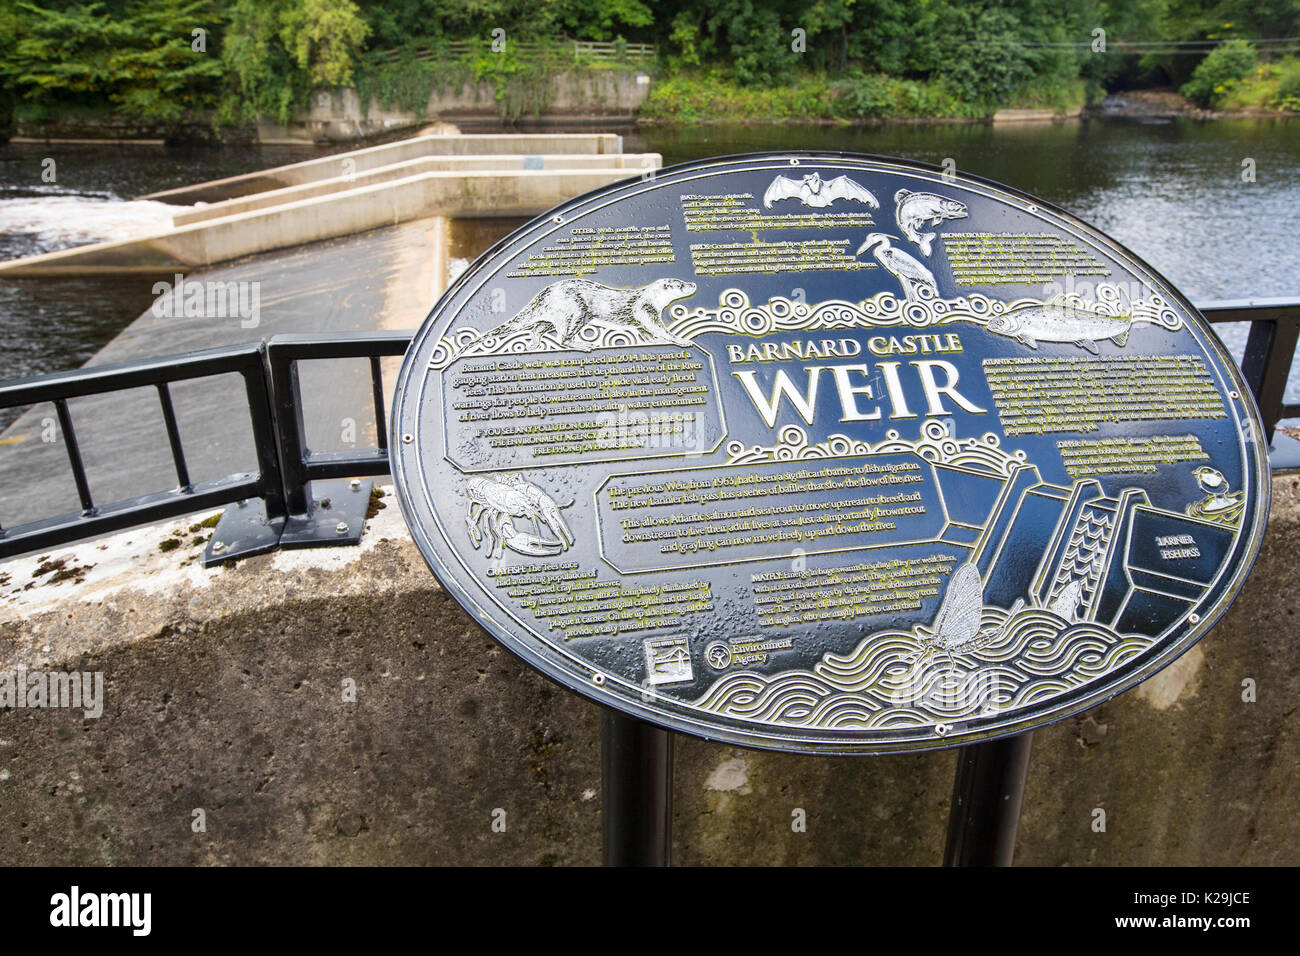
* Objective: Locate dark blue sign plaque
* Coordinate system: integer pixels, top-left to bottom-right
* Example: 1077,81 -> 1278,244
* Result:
390,153 -> 1269,754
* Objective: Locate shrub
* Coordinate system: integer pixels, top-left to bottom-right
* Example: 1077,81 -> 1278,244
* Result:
1275,59 -> 1300,111
1181,40 -> 1258,108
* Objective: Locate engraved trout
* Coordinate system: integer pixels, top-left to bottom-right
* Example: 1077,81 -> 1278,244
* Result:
893,189 -> 968,256
985,300 -> 1132,355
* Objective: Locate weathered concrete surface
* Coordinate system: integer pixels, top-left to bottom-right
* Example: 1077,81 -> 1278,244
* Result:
991,107 -> 1085,124
265,72 -> 654,143
1,475 -> 1296,866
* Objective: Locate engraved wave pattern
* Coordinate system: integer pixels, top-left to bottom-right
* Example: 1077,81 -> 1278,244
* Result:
725,420 -> 1029,478
428,322 -> 667,369
693,606 -> 1154,729
668,285 -> 1183,341
427,284 -> 1183,368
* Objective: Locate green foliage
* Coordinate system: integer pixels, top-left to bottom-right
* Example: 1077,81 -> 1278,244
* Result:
553,0 -> 654,40
353,43 -> 468,117
6,0 -> 1300,132
641,69 -> 996,122
640,71 -> 836,121
1210,55 -> 1300,110
469,41 -> 564,123
220,0 -> 369,124
5,0 -> 224,124
1181,38 -> 1259,105
280,0 -> 369,87
1277,59 -> 1300,109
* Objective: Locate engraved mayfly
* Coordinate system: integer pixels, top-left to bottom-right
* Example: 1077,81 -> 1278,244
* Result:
912,563 -> 1024,669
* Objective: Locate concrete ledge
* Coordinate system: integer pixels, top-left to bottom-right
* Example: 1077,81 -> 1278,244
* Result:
140,133 -> 624,204
0,167 -> 646,277
1,479 -> 1296,865
991,107 -> 1084,124
172,154 -> 661,226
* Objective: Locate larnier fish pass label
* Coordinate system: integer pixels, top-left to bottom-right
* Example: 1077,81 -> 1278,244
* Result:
391,153 -> 1268,754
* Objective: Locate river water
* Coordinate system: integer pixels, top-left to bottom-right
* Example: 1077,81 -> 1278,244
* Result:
2,117 -> 1298,391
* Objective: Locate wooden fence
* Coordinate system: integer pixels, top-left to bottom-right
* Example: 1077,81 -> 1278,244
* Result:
370,38 -> 657,65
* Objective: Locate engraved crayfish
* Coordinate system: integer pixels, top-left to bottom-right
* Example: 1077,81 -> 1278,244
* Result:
465,473 -> 574,558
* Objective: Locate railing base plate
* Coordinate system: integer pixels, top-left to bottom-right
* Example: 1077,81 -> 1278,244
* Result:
278,479 -> 373,550
202,498 -> 286,567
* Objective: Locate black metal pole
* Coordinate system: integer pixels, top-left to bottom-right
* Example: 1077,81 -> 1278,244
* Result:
943,731 -> 1033,866
601,709 -> 673,866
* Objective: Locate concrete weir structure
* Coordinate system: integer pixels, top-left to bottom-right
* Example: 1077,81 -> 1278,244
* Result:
0,479 -> 1296,865
0,132 -> 657,277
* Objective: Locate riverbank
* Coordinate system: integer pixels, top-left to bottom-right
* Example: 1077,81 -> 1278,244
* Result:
12,88 -> 1299,146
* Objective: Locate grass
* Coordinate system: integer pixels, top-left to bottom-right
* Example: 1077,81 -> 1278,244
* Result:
1217,58 -> 1300,113
639,69 -> 1087,123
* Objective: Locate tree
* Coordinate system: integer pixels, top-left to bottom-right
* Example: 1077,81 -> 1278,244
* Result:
6,0 -> 224,124
221,0 -> 369,123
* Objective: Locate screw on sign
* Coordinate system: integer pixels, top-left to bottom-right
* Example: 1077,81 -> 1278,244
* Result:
389,153 -> 1268,864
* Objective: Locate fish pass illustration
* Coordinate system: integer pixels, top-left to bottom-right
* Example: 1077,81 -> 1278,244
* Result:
390,153 -> 1268,755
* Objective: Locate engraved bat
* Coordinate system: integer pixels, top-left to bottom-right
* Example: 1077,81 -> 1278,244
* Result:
762,172 -> 880,209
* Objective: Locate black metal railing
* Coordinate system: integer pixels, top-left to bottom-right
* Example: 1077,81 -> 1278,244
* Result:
1,299 -> 1298,564
1202,297 -> 1300,438
266,331 -> 409,551
0,342 -> 282,561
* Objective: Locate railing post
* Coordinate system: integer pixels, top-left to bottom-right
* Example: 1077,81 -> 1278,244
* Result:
601,710 -> 673,866
266,345 -> 311,517
943,732 -> 1033,867
243,344 -> 287,521
1241,318 -> 1299,443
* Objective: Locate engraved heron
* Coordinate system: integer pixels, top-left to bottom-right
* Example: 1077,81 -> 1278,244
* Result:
856,232 -> 938,301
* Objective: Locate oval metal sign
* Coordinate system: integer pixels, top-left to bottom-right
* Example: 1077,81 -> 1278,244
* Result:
390,153 -> 1268,754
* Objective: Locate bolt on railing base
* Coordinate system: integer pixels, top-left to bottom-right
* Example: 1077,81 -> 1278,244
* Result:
279,479 -> 373,550
202,498 -> 284,567
203,478 -> 373,566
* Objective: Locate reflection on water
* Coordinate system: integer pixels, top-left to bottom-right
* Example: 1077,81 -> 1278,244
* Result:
2,118 -> 1298,398
631,117 -> 1300,302
0,142 -> 341,393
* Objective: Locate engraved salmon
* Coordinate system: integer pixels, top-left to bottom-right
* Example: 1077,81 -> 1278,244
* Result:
986,300 -> 1132,355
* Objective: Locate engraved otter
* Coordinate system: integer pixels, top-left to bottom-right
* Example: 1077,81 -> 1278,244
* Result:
489,277 -> 697,350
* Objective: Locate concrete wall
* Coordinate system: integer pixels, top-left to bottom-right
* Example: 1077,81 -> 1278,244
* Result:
256,71 -> 654,144
1,476 -> 1295,866
9,71 -> 652,145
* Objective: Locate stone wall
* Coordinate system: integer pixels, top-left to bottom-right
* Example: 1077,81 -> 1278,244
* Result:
1,476 -> 1296,866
